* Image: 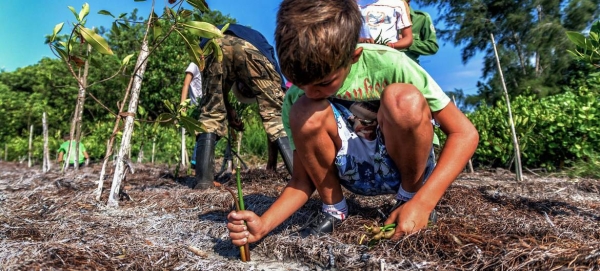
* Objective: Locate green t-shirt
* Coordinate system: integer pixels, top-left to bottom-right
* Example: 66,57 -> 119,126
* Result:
58,140 -> 87,163
282,43 -> 450,150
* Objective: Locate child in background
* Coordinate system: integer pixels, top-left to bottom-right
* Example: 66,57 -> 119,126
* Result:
180,62 -> 203,167
57,134 -> 90,167
358,0 -> 413,50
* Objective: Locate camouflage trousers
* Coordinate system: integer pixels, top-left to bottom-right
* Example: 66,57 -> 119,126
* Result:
199,34 -> 286,142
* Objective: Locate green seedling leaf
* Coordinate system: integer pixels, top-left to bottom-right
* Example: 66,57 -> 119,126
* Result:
179,21 -> 223,39
186,0 -> 210,13
180,116 -> 205,133
54,46 -> 69,61
68,6 -> 79,21
111,22 -> 121,36
118,12 -> 128,19
51,22 -> 64,42
79,26 -> 114,55
209,40 -> 223,62
122,53 -> 135,65
117,22 -> 130,29
98,10 -> 114,17
178,31 -> 204,69
179,9 -> 192,19
79,3 -> 90,21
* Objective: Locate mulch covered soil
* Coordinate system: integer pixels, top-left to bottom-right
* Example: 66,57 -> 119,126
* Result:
1,161 -> 599,270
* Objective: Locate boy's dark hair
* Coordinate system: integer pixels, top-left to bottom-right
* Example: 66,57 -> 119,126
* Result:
275,0 -> 362,86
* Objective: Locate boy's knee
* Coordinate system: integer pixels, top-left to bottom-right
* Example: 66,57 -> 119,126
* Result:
380,84 -> 429,126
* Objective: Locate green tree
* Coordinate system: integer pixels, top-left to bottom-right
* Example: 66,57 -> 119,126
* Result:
416,0 -> 600,104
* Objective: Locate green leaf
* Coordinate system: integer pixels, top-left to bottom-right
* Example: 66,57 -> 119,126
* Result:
117,22 -> 130,29
179,9 -> 192,19
122,53 -> 135,65
79,26 -> 114,55
79,3 -> 90,21
68,6 -> 79,21
51,22 -> 64,42
179,21 -> 223,39
566,31 -> 586,47
111,22 -> 121,36
180,116 -> 205,134
118,12 -> 128,19
178,31 -> 204,69
54,46 -> 69,61
138,105 -> 146,116
134,0 -> 147,2
98,10 -> 115,17
186,0 -> 210,13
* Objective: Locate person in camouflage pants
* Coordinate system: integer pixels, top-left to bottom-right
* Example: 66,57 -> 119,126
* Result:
194,24 -> 293,189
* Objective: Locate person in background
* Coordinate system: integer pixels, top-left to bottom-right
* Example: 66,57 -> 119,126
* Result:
358,0 -> 413,50
194,23 -> 293,189
180,62 -> 203,168
227,0 -> 478,244
57,134 -> 90,167
404,0 -> 439,64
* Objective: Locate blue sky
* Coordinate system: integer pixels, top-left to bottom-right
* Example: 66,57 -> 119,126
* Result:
0,0 -> 483,95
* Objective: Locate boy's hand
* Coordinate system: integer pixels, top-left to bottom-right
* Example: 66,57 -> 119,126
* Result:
227,210 -> 265,246
384,199 -> 431,240
359,37 -> 375,43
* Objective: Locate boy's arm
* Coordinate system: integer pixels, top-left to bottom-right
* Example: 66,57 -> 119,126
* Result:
387,102 -> 478,237
227,150 -> 315,245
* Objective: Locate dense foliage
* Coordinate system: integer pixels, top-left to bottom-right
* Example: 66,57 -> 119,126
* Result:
467,76 -> 599,170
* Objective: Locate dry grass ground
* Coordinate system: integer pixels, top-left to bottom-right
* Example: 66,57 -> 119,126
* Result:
0,161 -> 598,270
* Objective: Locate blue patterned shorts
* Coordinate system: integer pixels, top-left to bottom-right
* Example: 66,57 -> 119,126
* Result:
331,102 -> 435,196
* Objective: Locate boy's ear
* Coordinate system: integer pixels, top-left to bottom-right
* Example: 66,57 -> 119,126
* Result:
351,47 -> 363,64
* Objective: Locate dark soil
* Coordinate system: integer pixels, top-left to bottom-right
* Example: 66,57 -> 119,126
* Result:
0,161 -> 598,270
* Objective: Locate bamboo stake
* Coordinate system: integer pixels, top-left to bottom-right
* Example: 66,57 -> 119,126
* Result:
235,131 -> 250,261
42,112 -> 51,173
490,33 -> 523,181
28,124 -> 33,168
181,127 -> 186,167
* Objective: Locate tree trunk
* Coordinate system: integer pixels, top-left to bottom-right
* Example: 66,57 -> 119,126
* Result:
96,78 -> 134,201
28,124 -> 33,168
42,112 -> 51,173
73,44 -> 91,171
107,39 -> 150,207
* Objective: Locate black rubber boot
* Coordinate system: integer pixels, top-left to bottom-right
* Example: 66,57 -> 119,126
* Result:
194,133 -> 217,189
276,136 -> 293,174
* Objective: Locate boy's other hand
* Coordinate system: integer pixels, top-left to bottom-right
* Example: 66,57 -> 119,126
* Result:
227,210 -> 264,246
384,200 -> 431,240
